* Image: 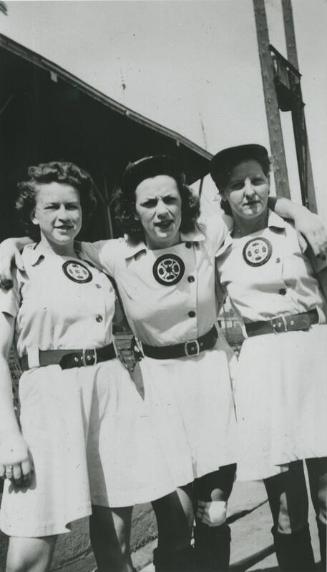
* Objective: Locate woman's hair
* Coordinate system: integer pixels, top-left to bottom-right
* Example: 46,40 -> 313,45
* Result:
16,161 -> 98,239
113,155 -> 200,243
209,144 -> 271,215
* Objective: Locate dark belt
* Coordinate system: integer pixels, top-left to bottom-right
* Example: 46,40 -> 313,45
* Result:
20,343 -> 116,371
141,326 -> 218,360
245,308 -> 319,337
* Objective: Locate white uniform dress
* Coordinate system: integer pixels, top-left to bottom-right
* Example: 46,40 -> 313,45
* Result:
0,243 -> 178,537
216,211 -> 327,481
83,216 -> 237,490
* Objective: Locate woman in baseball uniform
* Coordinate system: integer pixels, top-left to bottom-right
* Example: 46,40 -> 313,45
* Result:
210,144 -> 327,571
0,161 -> 175,572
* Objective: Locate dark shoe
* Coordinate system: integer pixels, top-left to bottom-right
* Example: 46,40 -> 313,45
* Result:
317,518 -> 326,571
272,525 -> 315,571
194,522 -> 231,572
153,546 -> 194,572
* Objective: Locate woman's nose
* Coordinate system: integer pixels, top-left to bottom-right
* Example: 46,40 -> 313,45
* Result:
57,206 -> 70,218
244,180 -> 255,196
156,199 -> 169,216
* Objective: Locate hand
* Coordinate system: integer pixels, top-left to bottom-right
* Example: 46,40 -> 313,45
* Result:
0,239 -> 24,289
294,212 -> 327,258
0,434 -> 34,488
196,499 -> 227,527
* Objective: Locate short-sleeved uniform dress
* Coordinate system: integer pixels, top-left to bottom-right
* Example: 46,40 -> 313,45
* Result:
83,216 -> 237,489
216,211 -> 327,481
0,243 -> 178,537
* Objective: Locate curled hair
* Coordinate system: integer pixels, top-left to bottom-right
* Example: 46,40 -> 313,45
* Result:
16,161 -> 98,239
113,179 -> 200,244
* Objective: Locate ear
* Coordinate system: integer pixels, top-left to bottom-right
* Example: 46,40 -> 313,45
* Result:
30,210 -> 39,226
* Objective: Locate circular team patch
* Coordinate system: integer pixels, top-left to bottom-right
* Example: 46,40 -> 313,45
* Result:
153,254 -> 185,286
62,260 -> 93,283
242,237 -> 272,267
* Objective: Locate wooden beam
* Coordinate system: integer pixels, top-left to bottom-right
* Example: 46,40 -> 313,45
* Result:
281,0 -> 317,213
253,0 -> 290,198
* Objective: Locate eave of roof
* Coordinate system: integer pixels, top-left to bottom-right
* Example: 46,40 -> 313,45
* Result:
0,33 -> 212,165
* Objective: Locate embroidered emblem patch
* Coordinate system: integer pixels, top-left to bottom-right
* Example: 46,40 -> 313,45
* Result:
62,260 -> 93,283
153,254 -> 185,286
242,237 -> 272,267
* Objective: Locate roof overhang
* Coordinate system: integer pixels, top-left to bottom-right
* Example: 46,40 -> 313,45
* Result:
0,33 -> 212,185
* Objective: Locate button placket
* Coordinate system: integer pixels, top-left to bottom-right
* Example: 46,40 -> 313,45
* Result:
184,242 -> 198,339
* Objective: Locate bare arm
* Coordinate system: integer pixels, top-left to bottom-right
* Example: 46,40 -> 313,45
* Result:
0,237 -> 33,288
0,312 -> 33,486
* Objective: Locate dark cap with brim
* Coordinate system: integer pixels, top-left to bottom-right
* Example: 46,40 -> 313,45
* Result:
121,155 -> 185,195
210,144 -> 269,190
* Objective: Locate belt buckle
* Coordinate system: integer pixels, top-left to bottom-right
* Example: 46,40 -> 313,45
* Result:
82,348 -> 97,366
271,315 -> 287,334
184,339 -> 200,357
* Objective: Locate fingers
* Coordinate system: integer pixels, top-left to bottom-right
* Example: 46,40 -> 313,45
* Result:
3,460 -> 34,488
308,227 -> 327,257
21,457 -> 34,485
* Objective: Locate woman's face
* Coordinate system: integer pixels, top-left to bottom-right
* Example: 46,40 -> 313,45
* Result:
32,182 -> 82,249
222,160 -> 269,222
135,174 -> 182,249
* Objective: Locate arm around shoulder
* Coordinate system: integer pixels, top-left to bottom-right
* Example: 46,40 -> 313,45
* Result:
0,237 -> 33,288
271,197 -> 327,257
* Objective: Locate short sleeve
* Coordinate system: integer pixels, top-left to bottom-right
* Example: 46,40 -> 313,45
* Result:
0,277 -> 19,318
200,213 -> 231,257
81,240 -> 115,276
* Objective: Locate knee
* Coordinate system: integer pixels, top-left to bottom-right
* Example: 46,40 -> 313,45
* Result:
6,538 -> 54,572
276,505 -> 308,534
6,552 -> 41,572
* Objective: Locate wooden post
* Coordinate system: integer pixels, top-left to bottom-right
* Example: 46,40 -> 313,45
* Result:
253,0 -> 290,198
281,0 -> 317,213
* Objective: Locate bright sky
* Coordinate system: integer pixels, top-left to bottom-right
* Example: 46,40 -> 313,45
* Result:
1,0 -> 327,218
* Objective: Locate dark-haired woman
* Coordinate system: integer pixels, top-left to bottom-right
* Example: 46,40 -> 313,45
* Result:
210,144 -> 327,571
0,161 -> 174,572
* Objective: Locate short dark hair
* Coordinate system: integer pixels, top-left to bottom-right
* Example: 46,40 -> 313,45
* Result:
113,155 -> 200,243
16,161 -> 98,239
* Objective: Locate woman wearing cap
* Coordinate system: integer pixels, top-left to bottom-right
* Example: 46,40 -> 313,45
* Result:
0,155 -> 326,572
81,154 -> 239,572
210,144 -> 327,571
0,161 -> 175,572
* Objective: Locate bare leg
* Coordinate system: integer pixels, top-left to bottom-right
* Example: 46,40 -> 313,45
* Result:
6,536 -> 57,572
90,505 -> 134,572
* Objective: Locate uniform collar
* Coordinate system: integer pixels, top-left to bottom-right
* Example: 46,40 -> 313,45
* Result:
266,210 -> 288,231
229,209 -> 287,236
124,225 -> 206,260
28,241 -> 82,267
